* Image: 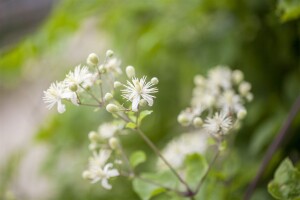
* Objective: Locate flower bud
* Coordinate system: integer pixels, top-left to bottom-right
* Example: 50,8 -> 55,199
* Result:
106,50 -> 114,58
239,82 -> 251,96
106,104 -> 119,113
87,53 -> 99,66
193,117 -> 203,127
69,83 -> 78,92
139,99 -> 147,107
82,170 -> 91,179
126,66 -> 135,78
109,137 -> 119,149
177,114 -> 190,126
237,109 -> 247,119
89,143 -> 98,151
88,131 -> 99,141
232,70 -> 244,84
151,77 -> 159,85
104,93 -> 113,102
246,93 -> 253,102
114,81 -> 122,88
194,75 -> 205,86
98,65 -> 106,73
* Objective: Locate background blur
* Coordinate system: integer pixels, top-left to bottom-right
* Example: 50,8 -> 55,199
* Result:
0,0 -> 299,199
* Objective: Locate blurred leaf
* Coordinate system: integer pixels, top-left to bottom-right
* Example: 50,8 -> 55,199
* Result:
184,153 -> 208,189
126,122 -> 137,129
277,0 -> 300,22
138,110 -> 153,125
130,150 -> 147,168
268,158 -> 300,199
133,170 -> 179,200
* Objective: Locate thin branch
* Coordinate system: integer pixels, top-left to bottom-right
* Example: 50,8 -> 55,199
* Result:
195,147 -> 220,193
135,128 -> 193,194
244,95 -> 300,200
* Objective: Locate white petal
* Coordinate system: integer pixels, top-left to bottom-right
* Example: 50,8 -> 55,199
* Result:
101,178 -> 112,190
107,169 -> 119,177
57,101 -> 66,113
132,96 -> 140,112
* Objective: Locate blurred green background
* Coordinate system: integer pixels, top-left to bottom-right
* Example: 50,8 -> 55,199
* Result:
0,0 -> 299,199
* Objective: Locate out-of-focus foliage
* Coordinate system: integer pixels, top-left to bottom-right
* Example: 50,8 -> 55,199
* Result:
277,0 -> 300,22
1,0 -> 300,199
268,158 -> 300,200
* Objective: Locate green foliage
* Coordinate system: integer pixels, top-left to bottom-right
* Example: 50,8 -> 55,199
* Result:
130,150 -> 147,168
133,170 -> 179,200
138,110 -> 153,126
277,0 -> 300,22
268,158 -> 300,200
184,153 -> 208,189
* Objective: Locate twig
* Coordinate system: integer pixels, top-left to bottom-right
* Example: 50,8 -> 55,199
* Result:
244,95 -> 300,200
135,128 -> 194,194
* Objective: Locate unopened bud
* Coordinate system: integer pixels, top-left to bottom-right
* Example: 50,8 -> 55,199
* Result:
193,117 -> 203,127
87,53 -> 99,66
237,109 -> 247,119
246,93 -> 253,102
151,77 -> 159,85
106,50 -> 114,58
126,66 -> 135,78
139,99 -> 147,107
114,81 -> 122,88
106,104 -> 119,113
98,65 -> 106,73
82,170 -> 91,179
88,131 -> 99,141
239,82 -> 251,96
194,75 -> 205,86
177,114 -> 190,126
232,70 -> 244,84
109,137 -> 119,149
104,93 -> 113,102
89,143 -> 98,151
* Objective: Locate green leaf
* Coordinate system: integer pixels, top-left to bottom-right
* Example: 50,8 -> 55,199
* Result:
126,122 -> 137,129
184,153 -> 208,189
133,170 -> 179,200
268,158 -> 300,200
277,0 -> 300,22
138,110 -> 153,125
130,151 -> 147,168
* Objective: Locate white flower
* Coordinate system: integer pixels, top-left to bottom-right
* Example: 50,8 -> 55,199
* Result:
218,90 -> 244,114
64,65 -> 93,90
43,81 -> 73,113
98,123 -> 119,139
157,131 -> 208,169
121,76 -> 158,112
84,150 -> 119,189
203,112 -> 232,136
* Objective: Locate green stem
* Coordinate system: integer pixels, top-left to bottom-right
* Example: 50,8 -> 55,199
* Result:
135,128 -> 193,194
195,145 -> 220,193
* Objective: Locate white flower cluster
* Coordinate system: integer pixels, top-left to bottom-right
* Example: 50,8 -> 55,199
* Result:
178,65 -> 253,138
43,50 -> 159,114
157,131 -> 208,169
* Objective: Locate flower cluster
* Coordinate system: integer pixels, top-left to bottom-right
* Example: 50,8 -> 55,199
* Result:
178,65 -> 252,138
43,50 -> 160,190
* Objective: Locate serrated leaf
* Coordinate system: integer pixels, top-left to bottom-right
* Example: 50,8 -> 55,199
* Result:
184,153 -> 208,189
138,110 -> 153,125
130,151 -> 146,168
126,122 -> 137,129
